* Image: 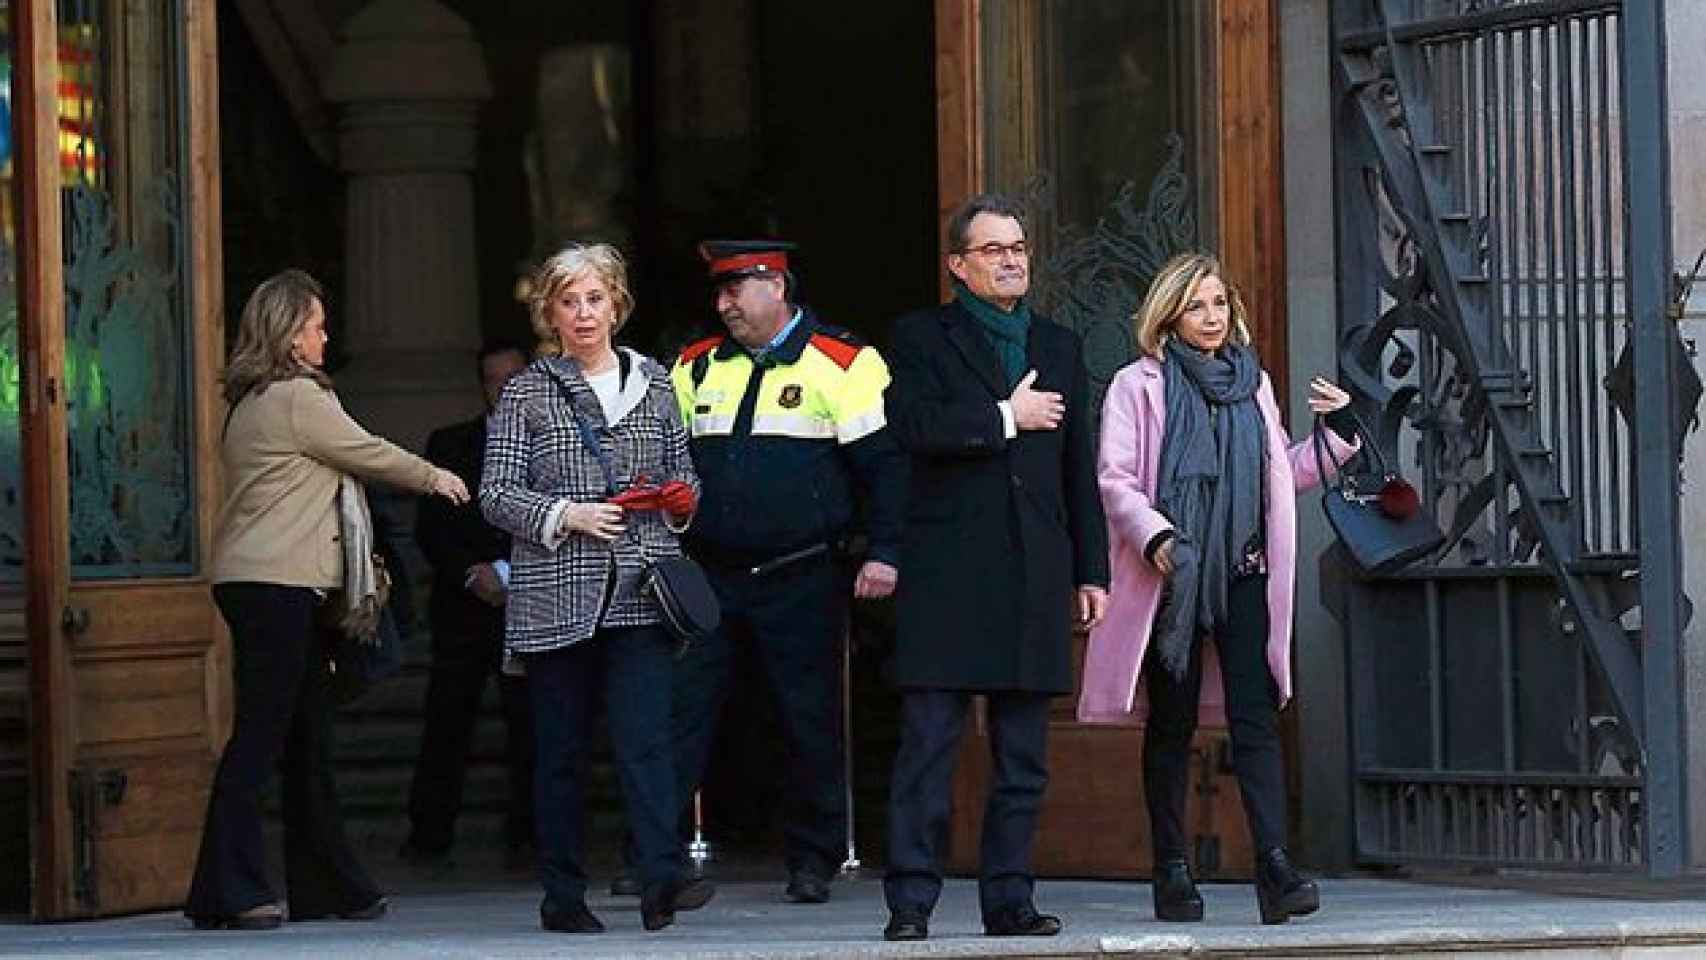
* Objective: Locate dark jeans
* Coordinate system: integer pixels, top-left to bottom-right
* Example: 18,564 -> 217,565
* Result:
529,626 -> 680,910
883,689 -> 1050,921
186,583 -> 381,920
406,612 -> 535,853
1143,574 -> 1285,861
671,556 -> 846,877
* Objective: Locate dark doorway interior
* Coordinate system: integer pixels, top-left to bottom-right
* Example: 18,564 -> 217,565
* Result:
219,0 -> 936,874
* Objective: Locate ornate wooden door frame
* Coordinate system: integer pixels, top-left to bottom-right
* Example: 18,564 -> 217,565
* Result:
932,0 -> 1290,879
16,0 -> 227,919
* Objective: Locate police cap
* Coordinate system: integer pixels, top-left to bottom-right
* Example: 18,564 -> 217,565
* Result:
699,239 -> 797,285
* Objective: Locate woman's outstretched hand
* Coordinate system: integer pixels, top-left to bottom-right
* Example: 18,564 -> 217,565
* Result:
1307,377 -> 1351,414
431,468 -> 471,505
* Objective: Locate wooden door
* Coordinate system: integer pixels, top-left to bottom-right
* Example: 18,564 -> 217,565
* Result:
16,0 -> 227,919
935,0 -> 1286,880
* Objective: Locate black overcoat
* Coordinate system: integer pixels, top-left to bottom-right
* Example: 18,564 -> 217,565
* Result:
416,417 -> 509,637
884,301 -> 1109,694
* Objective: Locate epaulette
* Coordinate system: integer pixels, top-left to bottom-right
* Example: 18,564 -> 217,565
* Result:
676,334 -> 725,367
807,329 -> 865,371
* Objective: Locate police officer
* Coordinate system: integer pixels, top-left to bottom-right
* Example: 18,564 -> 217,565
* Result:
670,239 -> 906,904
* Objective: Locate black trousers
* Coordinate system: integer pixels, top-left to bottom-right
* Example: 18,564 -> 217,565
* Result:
671,556 -> 847,877
405,609 -> 534,853
528,626 -> 680,910
883,690 -> 1050,920
1143,574 -> 1286,861
186,583 -> 381,920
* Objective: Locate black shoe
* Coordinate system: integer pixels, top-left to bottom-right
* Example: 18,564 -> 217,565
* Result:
1153,858 -> 1204,922
1255,847 -> 1320,925
883,911 -> 929,941
289,896 -> 388,923
189,903 -> 284,931
541,902 -> 605,934
642,877 -> 717,931
608,870 -> 642,897
983,904 -> 1062,937
784,869 -> 831,904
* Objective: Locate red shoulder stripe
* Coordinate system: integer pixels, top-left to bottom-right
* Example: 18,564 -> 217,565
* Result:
677,335 -> 724,366
808,333 -> 861,370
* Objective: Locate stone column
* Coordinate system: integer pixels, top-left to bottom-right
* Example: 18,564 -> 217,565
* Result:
324,0 -> 492,452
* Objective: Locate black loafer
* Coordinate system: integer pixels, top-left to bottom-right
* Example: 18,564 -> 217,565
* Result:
190,903 -> 284,931
642,877 -> 717,931
541,902 -> 605,934
983,904 -> 1062,937
784,870 -> 830,904
883,911 -> 929,941
289,896 -> 388,923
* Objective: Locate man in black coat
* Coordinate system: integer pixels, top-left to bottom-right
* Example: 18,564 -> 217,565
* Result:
401,338 -> 536,865
880,194 -> 1109,942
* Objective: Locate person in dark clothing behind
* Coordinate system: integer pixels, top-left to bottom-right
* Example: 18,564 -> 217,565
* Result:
401,338 -> 537,866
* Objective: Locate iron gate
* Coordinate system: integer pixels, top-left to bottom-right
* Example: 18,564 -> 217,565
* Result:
1328,0 -> 1698,874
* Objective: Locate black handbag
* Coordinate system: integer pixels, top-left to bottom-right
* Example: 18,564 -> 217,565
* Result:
1312,412 -> 1444,573
548,369 -> 721,650
326,602 -> 403,706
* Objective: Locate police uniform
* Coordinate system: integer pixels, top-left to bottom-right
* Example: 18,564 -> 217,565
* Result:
670,240 -> 906,894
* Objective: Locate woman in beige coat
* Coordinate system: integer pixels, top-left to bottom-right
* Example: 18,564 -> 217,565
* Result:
185,270 -> 468,930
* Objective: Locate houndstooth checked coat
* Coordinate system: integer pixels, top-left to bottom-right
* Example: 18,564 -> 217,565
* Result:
480,349 -> 700,653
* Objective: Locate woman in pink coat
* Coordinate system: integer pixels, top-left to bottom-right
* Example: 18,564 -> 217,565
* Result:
1077,253 -> 1358,925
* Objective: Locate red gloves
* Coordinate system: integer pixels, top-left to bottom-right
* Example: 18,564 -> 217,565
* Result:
608,479 -> 696,517
655,481 -> 696,516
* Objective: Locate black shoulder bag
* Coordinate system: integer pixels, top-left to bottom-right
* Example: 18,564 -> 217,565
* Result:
1311,411 -> 1444,573
546,369 -> 720,650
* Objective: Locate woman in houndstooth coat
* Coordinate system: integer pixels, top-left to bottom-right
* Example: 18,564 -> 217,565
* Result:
480,243 -> 712,935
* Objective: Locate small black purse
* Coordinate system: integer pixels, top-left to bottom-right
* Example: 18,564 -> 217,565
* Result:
549,369 -> 721,650
1312,412 -> 1444,573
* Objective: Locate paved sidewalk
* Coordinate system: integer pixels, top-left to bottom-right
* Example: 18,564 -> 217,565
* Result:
3,874 -> 1706,959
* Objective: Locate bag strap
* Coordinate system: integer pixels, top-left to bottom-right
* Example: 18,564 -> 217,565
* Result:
545,368 -> 620,497
544,364 -> 650,563
1311,406 -> 1392,492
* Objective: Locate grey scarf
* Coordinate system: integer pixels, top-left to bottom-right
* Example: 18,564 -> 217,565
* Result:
334,475 -> 385,643
1151,339 -> 1267,680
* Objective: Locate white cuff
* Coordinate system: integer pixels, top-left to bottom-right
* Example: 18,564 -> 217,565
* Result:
492,558 -> 511,588
541,498 -> 574,550
997,400 -> 1018,439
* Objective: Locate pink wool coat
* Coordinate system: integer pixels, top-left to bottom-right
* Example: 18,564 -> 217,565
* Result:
1076,356 -> 1357,727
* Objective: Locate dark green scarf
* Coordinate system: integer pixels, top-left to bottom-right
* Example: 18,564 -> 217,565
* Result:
954,280 -> 1031,388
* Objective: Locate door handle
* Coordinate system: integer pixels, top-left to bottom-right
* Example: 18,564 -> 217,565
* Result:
61,605 -> 91,636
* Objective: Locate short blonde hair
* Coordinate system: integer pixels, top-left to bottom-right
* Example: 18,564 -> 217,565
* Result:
527,243 -> 635,356
1134,252 -> 1253,358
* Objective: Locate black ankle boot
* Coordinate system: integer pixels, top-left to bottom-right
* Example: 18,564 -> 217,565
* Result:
1152,859 -> 1204,922
1254,847 -> 1319,925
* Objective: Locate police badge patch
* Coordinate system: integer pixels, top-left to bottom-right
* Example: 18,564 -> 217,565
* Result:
778,384 -> 803,409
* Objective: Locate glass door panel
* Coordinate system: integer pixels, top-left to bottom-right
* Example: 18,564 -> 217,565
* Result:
981,0 -> 1218,421
58,0 -> 194,579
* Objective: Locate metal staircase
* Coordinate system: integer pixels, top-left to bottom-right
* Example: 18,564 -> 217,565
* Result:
1334,0 -> 1643,740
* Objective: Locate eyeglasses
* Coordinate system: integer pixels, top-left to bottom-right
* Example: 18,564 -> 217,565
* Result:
959,241 -> 1028,260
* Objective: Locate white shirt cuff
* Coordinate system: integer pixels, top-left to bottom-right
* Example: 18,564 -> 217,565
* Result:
997,400 -> 1018,439
541,498 -> 574,550
492,558 -> 511,588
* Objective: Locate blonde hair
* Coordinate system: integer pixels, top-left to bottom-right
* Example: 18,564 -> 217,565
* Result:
1134,252 -> 1253,358
527,243 -> 635,356
222,269 -> 331,404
